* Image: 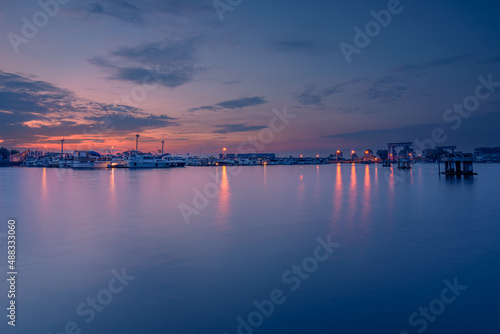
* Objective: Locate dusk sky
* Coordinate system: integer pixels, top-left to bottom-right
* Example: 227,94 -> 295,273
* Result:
1,0 -> 500,155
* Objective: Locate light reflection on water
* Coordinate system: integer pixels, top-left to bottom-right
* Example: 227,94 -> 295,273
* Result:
0,164 -> 499,334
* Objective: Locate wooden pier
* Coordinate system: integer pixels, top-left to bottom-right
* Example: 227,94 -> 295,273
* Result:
440,153 -> 477,176
397,158 -> 412,169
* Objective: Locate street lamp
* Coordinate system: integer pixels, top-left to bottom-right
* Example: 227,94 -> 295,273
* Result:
351,150 -> 355,162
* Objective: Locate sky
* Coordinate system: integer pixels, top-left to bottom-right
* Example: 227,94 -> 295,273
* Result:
1,0 -> 500,156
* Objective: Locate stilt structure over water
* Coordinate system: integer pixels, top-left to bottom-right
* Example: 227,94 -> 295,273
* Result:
440,153 -> 477,176
387,142 -> 413,169
388,142 -> 413,161
397,158 -> 411,169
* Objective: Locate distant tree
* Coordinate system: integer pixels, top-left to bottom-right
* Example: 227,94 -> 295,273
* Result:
397,148 -> 415,157
423,148 -> 445,161
423,149 -> 434,158
376,150 -> 388,160
0,147 -> 10,160
10,149 -> 19,155
432,148 -> 445,160
475,147 -> 500,154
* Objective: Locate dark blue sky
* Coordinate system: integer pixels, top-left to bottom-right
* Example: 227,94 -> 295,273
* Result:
1,0 -> 500,154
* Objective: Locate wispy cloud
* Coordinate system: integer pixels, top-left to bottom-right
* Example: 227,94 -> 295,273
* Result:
79,0 -> 214,25
476,55 -> 500,64
89,38 -> 204,88
295,78 -> 367,106
323,110 -> 500,150
213,123 -> 266,134
0,70 -> 178,146
271,40 -> 326,55
83,0 -> 143,25
362,54 -> 473,104
188,96 -> 268,113
393,54 -> 473,74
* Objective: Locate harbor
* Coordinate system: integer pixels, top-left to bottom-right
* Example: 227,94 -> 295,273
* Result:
3,137 -> 493,175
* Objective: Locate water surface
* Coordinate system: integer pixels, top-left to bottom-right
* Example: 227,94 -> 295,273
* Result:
0,164 -> 499,333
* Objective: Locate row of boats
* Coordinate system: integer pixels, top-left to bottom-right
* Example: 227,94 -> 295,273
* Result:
21,151 -> 187,169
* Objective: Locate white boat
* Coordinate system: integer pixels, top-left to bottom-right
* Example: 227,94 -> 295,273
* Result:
126,153 -> 158,168
159,155 -> 187,168
93,156 -> 113,168
72,151 -> 98,169
58,159 -> 73,168
21,157 -> 37,167
238,159 -> 260,166
48,159 -> 60,168
156,158 -> 173,168
108,157 -> 128,168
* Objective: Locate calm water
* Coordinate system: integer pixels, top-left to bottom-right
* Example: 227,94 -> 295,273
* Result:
0,164 -> 499,333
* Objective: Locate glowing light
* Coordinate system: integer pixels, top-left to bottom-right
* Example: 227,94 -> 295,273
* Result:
316,155 -> 319,158
300,155 -> 303,158
223,147 -> 227,152
351,151 -> 355,154
337,150 -> 341,154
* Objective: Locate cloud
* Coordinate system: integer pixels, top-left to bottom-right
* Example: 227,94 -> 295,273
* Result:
84,0 -> 143,25
0,70 -> 178,147
323,110 -> 500,151
477,55 -> 500,64
213,123 -> 266,134
394,54 -> 473,74
364,85 -> 408,103
295,78 -> 367,106
222,78 -> 242,85
79,0 -> 213,25
188,96 -> 268,112
271,40 -> 325,55
84,114 -> 177,132
360,54 -> 472,104
89,38 -> 204,88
